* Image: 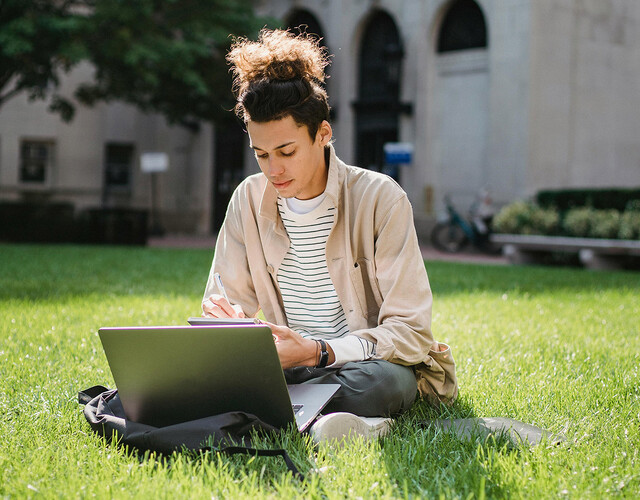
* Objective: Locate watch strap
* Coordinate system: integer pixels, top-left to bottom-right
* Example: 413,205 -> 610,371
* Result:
316,339 -> 329,368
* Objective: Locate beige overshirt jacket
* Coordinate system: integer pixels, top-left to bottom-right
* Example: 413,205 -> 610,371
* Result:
204,145 -> 458,406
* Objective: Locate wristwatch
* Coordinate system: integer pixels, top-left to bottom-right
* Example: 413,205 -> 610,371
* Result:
316,339 -> 329,368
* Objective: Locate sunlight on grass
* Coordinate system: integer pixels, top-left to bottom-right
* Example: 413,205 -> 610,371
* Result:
1,244 -> 638,498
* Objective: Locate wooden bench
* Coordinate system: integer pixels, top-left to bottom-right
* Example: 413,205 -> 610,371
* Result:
490,234 -> 640,270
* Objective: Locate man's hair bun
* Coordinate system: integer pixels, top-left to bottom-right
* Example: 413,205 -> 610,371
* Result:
228,29 -> 329,96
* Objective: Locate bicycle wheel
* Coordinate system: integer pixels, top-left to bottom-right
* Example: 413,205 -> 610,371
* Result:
430,222 -> 469,253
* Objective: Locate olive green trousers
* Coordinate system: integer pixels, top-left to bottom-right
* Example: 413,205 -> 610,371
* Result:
284,360 -> 417,417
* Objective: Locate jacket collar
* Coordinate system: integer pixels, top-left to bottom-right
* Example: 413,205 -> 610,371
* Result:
258,143 -> 343,222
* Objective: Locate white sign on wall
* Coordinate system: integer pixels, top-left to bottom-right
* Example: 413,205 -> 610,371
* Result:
140,152 -> 169,173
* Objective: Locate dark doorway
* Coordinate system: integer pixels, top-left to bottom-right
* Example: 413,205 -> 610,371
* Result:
286,9 -> 333,113
212,119 -> 246,232
354,11 -> 408,179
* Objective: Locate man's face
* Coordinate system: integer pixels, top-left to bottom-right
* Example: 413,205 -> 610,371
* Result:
247,115 -> 332,200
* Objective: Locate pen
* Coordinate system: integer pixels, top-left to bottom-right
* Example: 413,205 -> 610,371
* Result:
213,272 -> 229,302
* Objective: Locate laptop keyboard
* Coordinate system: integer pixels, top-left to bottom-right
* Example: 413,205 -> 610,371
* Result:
292,404 -> 303,414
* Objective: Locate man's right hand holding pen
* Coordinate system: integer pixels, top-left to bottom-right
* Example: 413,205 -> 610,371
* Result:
201,272 -> 246,318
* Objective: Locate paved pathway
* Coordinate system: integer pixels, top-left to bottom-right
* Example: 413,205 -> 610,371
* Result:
148,234 -> 508,266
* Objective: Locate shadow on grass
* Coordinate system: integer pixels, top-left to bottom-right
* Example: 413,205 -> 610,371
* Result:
381,426 -> 517,499
378,395 -> 552,496
383,398 -> 524,498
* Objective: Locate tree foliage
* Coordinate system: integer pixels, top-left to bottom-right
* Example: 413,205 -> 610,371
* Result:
0,0 -> 270,124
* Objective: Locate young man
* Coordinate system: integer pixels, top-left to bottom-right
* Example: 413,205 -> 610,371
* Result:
202,29 -> 457,442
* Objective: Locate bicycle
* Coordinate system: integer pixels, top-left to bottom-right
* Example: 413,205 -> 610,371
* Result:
430,192 -> 499,254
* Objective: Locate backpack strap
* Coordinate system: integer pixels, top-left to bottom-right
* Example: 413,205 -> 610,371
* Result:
214,446 -> 304,481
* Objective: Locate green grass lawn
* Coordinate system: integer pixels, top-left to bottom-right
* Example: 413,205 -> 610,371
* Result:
1,243 -> 638,499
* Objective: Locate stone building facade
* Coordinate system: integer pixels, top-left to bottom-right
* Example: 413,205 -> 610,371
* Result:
0,62 -> 214,235
1,0 -> 638,238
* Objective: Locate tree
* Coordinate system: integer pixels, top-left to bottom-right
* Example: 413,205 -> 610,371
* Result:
0,0 -> 269,124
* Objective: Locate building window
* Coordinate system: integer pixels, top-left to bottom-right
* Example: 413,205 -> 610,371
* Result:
287,9 -> 325,41
437,0 -> 488,53
105,143 -> 134,188
20,140 -> 54,183
286,9 -> 331,96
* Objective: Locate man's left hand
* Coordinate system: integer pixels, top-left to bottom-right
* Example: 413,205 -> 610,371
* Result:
264,322 -> 335,369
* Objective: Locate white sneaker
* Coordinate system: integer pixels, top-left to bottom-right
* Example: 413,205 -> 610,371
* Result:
309,412 -> 392,444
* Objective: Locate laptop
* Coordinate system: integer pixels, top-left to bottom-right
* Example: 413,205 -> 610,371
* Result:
98,325 -> 339,431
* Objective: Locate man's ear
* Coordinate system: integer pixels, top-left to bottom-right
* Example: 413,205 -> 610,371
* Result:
317,120 -> 332,146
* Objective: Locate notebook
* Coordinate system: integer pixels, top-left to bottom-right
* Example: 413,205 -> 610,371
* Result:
98,325 -> 339,431
187,316 -> 260,325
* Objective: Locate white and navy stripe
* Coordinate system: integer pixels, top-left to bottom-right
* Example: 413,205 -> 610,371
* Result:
277,197 -> 349,338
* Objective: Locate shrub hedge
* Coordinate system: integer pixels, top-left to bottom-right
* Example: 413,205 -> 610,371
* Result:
536,188 -> 640,212
493,196 -> 640,240
0,202 -> 149,245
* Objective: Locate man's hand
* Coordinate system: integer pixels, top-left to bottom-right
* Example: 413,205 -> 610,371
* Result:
265,322 -> 335,369
202,294 -> 246,318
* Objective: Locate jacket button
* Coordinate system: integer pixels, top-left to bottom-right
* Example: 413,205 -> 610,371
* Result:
267,265 -> 274,274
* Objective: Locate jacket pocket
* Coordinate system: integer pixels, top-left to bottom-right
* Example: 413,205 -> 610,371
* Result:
349,258 -> 383,319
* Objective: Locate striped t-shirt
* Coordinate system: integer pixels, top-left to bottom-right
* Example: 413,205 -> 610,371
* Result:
277,195 -> 376,367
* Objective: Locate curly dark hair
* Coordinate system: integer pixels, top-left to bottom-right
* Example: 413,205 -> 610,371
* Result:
227,28 -> 331,139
